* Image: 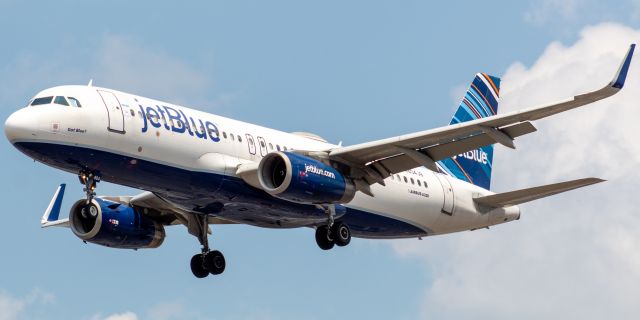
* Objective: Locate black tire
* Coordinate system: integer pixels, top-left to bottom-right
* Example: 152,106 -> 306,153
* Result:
190,254 -> 209,278
332,222 -> 351,247
315,225 -> 335,250
205,250 -> 226,275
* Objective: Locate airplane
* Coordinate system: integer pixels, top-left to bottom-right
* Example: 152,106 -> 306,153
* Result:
4,44 -> 634,278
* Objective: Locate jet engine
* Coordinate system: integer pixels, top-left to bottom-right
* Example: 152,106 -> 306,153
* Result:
257,152 -> 355,204
69,198 -> 165,249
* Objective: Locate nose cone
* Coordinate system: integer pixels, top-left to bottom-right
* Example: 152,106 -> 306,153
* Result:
4,109 -> 35,143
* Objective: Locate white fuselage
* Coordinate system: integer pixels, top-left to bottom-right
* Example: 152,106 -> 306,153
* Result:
4,85 -> 520,239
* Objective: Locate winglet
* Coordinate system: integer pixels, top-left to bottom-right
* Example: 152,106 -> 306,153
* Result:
610,44 -> 635,89
41,184 -> 70,228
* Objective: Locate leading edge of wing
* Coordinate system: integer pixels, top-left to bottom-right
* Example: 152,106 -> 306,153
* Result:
329,44 -> 635,165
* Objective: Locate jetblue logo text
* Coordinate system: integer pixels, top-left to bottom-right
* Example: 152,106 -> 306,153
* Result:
455,149 -> 489,164
304,164 -> 336,179
139,105 -> 220,142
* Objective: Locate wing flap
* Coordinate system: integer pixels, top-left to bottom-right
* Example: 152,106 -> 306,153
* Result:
367,121 -> 537,176
474,178 -> 604,208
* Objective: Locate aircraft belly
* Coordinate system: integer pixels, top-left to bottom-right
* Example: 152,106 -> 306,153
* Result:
14,141 -> 429,237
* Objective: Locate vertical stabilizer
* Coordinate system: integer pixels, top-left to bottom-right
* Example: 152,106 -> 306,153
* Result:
438,73 -> 500,190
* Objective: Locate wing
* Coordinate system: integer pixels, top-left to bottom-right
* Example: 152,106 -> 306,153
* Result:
473,178 -> 604,208
327,44 -> 635,185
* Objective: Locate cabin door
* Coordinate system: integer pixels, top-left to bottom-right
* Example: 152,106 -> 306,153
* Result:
98,90 -> 125,133
436,174 -> 455,215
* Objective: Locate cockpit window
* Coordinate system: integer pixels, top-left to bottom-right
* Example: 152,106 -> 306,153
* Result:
68,97 -> 82,108
30,96 -> 53,106
54,96 -> 69,106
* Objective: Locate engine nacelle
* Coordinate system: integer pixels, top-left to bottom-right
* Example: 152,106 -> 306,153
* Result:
258,152 -> 355,204
69,198 -> 165,249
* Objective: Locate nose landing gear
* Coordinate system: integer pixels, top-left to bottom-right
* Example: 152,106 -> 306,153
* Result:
189,214 -> 226,278
78,169 -> 100,202
78,170 -> 101,219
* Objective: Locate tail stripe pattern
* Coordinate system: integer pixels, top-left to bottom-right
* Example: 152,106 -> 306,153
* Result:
437,73 -> 500,190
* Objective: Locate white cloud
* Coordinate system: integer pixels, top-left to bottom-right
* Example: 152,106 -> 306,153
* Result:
0,292 -> 25,320
104,312 -> 138,320
144,301 -> 186,320
91,312 -> 138,320
89,301 -> 196,320
0,288 -> 55,320
392,23 -> 640,319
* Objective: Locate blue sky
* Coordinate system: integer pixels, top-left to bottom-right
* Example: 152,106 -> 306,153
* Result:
2,1 -> 640,319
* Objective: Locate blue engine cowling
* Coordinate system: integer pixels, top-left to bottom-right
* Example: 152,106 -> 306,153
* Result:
69,198 -> 165,249
257,152 -> 355,204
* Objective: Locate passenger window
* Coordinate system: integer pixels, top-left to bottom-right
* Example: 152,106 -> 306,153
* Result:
238,135 -> 242,143
417,180 -> 422,187
130,109 -> 135,117
260,140 -> 265,148
230,133 -> 235,141
68,97 -> 82,108
31,96 -> 53,106
54,96 -> 69,106
223,132 -> 227,139
423,181 -> 428,188
395,175 -> 400,181
403,176 -> 408,183
276,145 -> 281,151
410,178 -> 415,185
269,143 -> 273,150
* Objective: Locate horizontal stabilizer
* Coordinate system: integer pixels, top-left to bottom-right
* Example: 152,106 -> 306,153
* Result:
41,184 -> 70,228
474,178 -> 604,208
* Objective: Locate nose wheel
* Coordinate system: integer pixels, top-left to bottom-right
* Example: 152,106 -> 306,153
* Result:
189,214 -> 226,278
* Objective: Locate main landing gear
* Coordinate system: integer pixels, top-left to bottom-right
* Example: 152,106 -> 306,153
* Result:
78,169 -> 100,219
190,214 -> 226,278
315,205 -> 352,250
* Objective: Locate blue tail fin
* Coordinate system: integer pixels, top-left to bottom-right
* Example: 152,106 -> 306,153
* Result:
438,73 -> 500,190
